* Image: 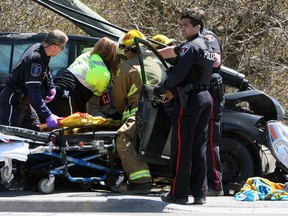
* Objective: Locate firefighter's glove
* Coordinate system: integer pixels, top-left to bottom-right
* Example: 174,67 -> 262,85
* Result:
46,114 -> 60,129
45,88 -> 56,103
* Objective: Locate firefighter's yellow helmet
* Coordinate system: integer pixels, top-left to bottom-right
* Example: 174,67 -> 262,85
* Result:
151,34 -> 175,48
121,29 -> 146,48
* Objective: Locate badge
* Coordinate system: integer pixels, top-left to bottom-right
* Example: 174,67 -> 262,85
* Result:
31,63 -> 42,77
180,45 -> 190,57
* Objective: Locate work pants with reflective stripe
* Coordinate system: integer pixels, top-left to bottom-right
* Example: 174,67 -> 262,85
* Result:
116,116 -> 152,184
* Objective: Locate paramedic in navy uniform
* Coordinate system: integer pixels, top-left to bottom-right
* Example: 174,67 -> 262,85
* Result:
0,29 -> 68,131
154,8 -> 217,205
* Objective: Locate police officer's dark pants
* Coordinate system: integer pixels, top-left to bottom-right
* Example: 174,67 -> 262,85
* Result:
170,90 -> 212,200
207,95 -> 225,191
0,87 -> 41,131
207,73 -> 225,191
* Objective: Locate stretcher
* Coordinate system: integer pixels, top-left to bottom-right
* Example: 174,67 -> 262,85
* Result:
0,113 -> 124,193
0,134 -> 30,188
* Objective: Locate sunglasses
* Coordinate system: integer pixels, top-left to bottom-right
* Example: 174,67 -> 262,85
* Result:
53,43 -> 65,51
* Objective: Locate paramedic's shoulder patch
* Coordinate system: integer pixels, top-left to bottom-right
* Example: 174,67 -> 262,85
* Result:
31,63 -> 42,77
180,45 -> 190,57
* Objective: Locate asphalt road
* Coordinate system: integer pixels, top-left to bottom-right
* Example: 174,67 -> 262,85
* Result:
0,188 -> 288,215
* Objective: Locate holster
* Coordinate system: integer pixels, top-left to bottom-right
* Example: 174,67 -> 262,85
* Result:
176,86 -> 189,108
209,79 -> 224,101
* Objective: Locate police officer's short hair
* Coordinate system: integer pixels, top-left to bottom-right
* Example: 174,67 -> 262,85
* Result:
43,29 -> 68,45
180,7 -> 206,32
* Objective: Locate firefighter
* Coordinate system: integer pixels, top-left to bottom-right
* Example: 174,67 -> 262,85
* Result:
113,29 -> 166,194
0,29 -> 68,131
151,34 -> 177,66
47,37 -> 119,117
151,34 -> 176,49
154,7 -> 216,204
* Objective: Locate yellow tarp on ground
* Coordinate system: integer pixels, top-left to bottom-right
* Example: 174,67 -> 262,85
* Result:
41,112 -> 122,131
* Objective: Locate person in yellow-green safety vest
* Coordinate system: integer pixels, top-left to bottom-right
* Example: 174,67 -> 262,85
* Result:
112,29 -> 167,194
47,37 -> 119,118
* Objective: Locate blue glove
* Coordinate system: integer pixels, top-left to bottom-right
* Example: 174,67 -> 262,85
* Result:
46,114 -> 60,129
44,88 -> 56,103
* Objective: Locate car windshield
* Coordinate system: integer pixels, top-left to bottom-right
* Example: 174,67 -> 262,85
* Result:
0,40 -> 69,78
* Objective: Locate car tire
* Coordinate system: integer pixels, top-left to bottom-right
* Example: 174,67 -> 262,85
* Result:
220,137 -> 255,194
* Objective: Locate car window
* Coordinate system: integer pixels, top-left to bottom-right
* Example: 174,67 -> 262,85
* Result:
49,43 -> 70,77
81,46 -> 93,54
12,43 -> 32,69
11,42 -> 70,78
0,43 -> 12,75
78,40 -> 96,55
0,35 -> 98,84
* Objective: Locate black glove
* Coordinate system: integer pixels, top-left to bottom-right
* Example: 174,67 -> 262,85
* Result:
166,66 -> 174,75
153,87 -> 162,98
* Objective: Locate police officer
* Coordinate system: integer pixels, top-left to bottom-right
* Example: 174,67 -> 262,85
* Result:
0,29 -> 68,131
202,28 -> 225,196
47,37 -> 119,117
154,8 -> 216,204
112,29 -> 166,194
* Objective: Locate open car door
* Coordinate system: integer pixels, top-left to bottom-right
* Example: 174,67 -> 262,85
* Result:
134,38 -> 172,168
32,0 -> 125,40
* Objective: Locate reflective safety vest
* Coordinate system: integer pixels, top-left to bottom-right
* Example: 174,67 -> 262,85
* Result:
68,53 -> 111,96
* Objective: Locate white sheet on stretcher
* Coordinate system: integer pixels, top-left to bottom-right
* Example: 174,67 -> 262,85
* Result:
0,141 -> 30,162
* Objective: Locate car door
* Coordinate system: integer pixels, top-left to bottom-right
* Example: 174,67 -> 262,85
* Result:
134,38 -> 172,166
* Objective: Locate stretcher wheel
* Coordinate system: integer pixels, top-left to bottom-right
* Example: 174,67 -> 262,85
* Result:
1,166 -> 11,182
79,182 -> 92,191
38,178 -> 55,194
0,180 -> 13,190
